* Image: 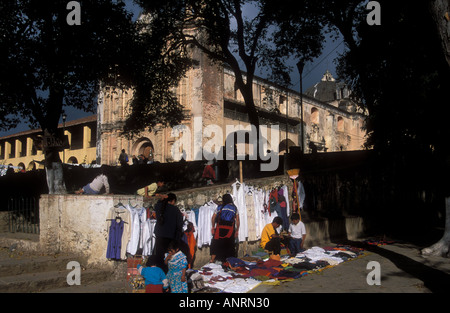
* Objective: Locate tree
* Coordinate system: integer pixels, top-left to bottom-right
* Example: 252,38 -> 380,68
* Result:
0,0 -> 190,193
323,0 -> 450,256
420,0 -> 450,257
120,6 -> 194,137
276,0 -> 450,256
134,0 -> 324,145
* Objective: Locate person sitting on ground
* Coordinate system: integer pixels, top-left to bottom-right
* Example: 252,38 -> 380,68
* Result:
75,166 -> 111,195
260,216 -> 287,256
288,213 -> 307,257
137,179 -> 165,198
137,255 -> 169,293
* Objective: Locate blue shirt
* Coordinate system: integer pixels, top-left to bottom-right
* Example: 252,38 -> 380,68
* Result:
137,265 -> 167,286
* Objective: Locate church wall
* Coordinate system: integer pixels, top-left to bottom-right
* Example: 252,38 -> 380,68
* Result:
97,47 -> 366,166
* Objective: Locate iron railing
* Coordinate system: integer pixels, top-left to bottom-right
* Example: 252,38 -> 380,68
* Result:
8,197 -> 39,234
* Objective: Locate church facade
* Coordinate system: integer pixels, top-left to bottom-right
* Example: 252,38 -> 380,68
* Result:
0,52 -> 367,172
97,52 -> 367,167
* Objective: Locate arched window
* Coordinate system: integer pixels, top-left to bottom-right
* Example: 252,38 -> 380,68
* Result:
132,137 -> 155,161
67,156 -> 78,164
337,117 -> 344,132
27,161 -> 36,171
311,108 -> 319,124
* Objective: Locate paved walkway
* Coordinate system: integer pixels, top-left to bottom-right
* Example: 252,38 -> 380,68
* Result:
249,239 -> 450,293
2,231 -> 450,294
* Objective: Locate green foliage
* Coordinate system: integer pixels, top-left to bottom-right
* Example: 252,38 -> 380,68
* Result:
335,0 -> 450,158
119,11 -> 194,137
0,0 -> 191,140
134,0 -> 325,132
0,0 -> 138,134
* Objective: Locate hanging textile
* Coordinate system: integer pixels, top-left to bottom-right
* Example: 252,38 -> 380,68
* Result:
106,219 -> 125,260
184,222 -> 197,269
107,206 -> 132,260
126,205 -> 143,255
292,179 -> 300,214
269,187 -> 289,231
196,201 -> 217,248
141,218 -> 156,256
232,181 -> 248,242
298,180 -> 306,210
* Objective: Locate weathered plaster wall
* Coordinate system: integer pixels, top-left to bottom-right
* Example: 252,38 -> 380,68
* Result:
39,194 -> 143,268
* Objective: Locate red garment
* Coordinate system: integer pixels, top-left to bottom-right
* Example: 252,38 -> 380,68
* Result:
145,284 -> 163,293
202,165 -> 216,179
184,230 -> 196,269
269,189 -> 278,203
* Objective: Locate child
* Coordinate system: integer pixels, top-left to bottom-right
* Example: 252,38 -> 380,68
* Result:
165,240 -> 188,293
288,213 -> 307,257
137,255 -> 169,293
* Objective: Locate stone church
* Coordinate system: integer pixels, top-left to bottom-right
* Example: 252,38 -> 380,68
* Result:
97,47 -> 367,166
0,46 -> 367,171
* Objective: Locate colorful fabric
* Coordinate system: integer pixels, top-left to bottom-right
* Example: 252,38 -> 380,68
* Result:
184,229 -> 196,268
167,251 -> 188,293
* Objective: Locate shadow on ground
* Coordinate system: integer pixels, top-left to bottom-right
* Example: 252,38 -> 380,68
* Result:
340,239 -> 450,293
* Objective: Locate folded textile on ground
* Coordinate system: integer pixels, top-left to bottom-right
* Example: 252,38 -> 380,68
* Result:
193,244 -> 366,293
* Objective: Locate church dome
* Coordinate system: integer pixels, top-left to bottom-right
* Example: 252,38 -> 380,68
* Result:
305,70 -> 349,103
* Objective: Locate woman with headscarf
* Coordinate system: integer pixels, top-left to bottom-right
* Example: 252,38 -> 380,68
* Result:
153,193 -> 184,273
209,193 -> 240,263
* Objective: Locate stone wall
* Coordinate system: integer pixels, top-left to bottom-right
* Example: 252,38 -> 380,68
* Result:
39,194 -> 143,268
35,174 -> 366,269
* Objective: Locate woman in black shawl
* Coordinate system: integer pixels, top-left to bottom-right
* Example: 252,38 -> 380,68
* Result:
153,193 -> 183,273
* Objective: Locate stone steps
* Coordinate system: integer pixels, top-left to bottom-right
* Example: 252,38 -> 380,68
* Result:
0,253 -> 78,277
42,279 -> 128,293
0,268 -> 115,293
0,248 -> 128,293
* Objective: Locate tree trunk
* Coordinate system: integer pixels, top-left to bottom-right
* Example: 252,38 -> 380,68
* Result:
45,161 -> 66,194
42,129 -> 67,194
421,197 -> 450,257
420,0 -> 450,258
428,0 -> 450,68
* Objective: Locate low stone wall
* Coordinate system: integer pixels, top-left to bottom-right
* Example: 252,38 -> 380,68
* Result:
160,175 -> 291,208
0,211 -> 9,233
39,194 -> 143,268
33,175 -> 366,269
